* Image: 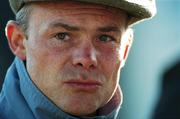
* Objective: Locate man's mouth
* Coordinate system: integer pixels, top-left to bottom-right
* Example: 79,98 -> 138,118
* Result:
63,79 -> 102,92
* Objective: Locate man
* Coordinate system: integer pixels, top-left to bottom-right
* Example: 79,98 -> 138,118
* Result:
0,0 -> 156,119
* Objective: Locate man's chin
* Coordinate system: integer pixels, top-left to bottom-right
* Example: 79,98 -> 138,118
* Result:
59,97 -> 101,117
63,106 -> 98,117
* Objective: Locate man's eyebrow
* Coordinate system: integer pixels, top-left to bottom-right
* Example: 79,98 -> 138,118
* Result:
48,22 -> 121,33
49,22 -> 80,31
97,26 -> 121,33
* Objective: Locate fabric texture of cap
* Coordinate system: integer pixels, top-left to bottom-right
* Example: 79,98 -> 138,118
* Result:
9,0 -> 157,25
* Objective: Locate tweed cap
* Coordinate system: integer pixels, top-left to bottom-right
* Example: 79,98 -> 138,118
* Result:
9,0 -> 157,25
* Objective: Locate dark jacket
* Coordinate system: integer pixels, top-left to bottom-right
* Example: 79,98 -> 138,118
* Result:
153,60 -> 180,119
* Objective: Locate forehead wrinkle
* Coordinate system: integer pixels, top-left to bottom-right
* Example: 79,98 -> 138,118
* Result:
29,2 -> 127,35
38,19 -> 125,37
58,8 -> 119,16
60,8 -> 126,21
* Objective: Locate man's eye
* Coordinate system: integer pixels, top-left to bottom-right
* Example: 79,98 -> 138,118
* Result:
99,35 -> 114,42
55,33 -> 70,41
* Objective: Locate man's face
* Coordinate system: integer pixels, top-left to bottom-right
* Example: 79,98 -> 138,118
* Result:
24,1 -> 128,116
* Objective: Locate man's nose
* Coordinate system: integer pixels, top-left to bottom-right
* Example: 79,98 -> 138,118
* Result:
72,42 -> 97,70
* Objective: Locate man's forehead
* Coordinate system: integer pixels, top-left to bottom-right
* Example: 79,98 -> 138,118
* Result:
29,3 -> 127,34
47,20 -> 124,32
29,1 -> 128,26
25,3 -> 127,38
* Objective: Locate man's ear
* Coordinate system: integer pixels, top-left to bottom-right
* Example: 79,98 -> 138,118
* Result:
5,20 -> 27,60
120,28 -> 134,68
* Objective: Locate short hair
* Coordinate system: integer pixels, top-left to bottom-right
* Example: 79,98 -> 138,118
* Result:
15,3 -> 32,38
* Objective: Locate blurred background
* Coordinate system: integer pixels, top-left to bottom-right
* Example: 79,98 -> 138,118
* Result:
0,0 -> 14,89
118,0 -> 180,119
0,0 -> 180,119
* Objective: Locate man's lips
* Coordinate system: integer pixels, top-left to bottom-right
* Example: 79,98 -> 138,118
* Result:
63,79 -> 102,91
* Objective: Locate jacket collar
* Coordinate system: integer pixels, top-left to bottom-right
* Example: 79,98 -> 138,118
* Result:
5,57 -> 121,119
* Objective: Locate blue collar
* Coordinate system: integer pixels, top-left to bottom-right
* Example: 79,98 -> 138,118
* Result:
1,57 -> 119,119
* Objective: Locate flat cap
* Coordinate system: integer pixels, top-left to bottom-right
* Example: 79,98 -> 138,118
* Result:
9,0 -> 157,25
